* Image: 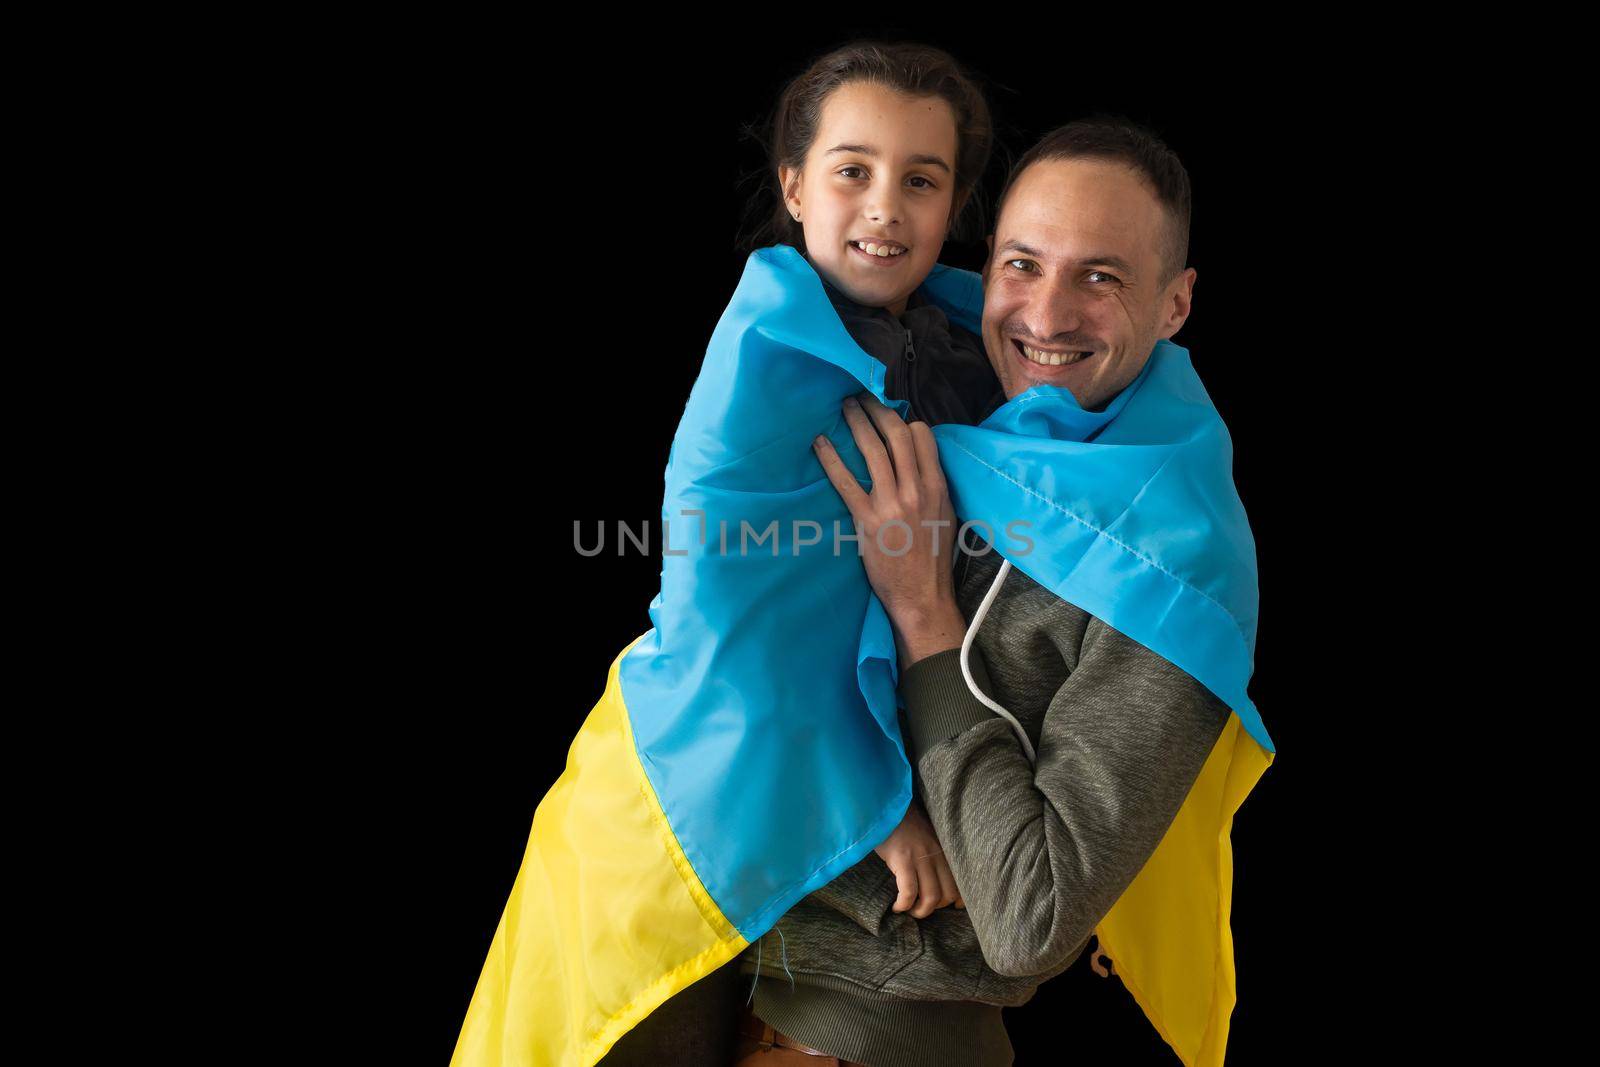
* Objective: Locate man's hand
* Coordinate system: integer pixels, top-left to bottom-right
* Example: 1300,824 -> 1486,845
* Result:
874,800 -> 965,917
812,393 -> 968,666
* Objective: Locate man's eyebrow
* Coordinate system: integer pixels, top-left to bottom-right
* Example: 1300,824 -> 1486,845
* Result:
825,144 -> 952,173
996,240 -> 1137,276
997,240 -> 1044,258
1083,254 -> 1137,276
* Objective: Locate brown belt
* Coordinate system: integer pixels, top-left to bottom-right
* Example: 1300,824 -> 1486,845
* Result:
736,1005 -> 867,1063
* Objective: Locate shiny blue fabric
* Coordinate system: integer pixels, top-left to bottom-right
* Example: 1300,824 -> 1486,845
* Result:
618,244 -> 1266,941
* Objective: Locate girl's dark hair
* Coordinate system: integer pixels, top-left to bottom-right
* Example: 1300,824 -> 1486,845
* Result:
738,41 -> 993,252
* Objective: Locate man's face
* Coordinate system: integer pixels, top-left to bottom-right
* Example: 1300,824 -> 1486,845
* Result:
980,158 -> 1196,410
780,81 -> 959,318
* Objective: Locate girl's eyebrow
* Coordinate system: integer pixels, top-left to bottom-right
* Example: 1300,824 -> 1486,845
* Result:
824,143 -> 952,174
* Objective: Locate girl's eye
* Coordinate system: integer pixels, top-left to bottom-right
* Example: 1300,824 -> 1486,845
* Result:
908,175 -> 934,189
839,165 -> 867,179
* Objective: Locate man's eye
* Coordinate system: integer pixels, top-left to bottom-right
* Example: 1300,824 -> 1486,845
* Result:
1007,259 -> 1038,274
1087,270 -> 1120,284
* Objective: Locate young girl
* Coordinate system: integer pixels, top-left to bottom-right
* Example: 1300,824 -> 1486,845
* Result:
599,40 -> 1002,1067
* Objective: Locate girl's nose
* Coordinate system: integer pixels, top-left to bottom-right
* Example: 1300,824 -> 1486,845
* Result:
865,183 -> 903,226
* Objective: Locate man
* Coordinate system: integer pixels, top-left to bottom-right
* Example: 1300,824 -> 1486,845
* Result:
735,118 -> 1233,1067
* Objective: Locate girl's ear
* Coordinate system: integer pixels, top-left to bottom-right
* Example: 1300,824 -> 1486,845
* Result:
779,165 -> 803,219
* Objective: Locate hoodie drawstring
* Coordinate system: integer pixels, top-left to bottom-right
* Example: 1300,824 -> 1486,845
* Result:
960,558 -> 1037,764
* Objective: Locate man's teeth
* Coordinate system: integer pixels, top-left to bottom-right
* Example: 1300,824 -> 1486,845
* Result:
852,241 -> 907,257
1021,345 -> 1090,367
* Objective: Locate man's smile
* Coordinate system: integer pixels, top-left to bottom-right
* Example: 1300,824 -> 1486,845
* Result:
1011,337 -> 1096,372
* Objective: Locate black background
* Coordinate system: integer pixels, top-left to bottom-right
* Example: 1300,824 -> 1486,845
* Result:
311,27 -> 1410,1065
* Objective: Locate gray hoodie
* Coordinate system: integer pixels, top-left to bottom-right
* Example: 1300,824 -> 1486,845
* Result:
736,261 -> 1232,1067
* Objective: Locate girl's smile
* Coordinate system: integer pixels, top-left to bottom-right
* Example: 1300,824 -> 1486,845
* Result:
848,238 -> 912,266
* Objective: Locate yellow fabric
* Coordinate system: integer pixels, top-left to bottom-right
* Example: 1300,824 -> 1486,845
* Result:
450,635 -> 750,1067
1094,712 -> 1273,1067
452,637 -> 1270,1066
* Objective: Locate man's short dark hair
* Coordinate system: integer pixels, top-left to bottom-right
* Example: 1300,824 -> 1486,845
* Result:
995,116 -> 1192,284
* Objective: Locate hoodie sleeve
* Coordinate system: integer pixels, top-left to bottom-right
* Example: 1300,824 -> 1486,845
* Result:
897,616 -> 1230,978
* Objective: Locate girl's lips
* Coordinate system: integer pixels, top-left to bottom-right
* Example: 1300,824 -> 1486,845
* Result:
848,242 -> 909,267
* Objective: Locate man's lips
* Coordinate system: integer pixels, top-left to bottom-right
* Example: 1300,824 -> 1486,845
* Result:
1010,337 -> 1096,371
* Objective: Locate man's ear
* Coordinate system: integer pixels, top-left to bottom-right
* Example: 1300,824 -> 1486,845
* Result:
779,165 -> 802,219
1156,267 -> 1197,340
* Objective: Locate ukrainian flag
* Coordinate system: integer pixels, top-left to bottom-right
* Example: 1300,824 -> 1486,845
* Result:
451,245 -> 1273,1067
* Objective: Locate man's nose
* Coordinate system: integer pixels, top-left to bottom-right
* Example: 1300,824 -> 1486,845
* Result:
1023,277 -> 1087,340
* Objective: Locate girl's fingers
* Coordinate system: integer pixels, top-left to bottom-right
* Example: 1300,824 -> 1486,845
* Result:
890,860 -> 919,914
930,853 -> 961,912
911,853 -> 943,918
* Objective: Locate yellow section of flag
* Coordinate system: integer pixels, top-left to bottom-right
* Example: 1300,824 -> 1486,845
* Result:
450,635 -> 749,1067
1095,712 -> 1273,1067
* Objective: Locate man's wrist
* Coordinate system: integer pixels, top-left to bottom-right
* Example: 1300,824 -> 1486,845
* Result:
893,597 -> 968,666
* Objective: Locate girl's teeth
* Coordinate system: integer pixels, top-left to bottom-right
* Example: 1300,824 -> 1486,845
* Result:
855,241 -> 905,257
1023,345 -> 1089,367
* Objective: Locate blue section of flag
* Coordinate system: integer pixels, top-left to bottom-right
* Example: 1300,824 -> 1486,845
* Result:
619,244 -> 1266,941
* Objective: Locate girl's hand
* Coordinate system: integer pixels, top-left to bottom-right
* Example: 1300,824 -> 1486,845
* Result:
874,801 -> 965,918
812,393 -> 968,665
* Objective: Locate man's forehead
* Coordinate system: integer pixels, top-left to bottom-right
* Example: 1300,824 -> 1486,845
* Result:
996,158 -> 1163,268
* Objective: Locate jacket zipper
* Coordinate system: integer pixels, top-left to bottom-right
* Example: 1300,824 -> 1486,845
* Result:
903,327 -> 921,424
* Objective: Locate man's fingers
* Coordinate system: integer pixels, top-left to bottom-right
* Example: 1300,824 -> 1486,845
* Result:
841,396 -> 897,497
908,421 -> 946,497
812,434 -> 871,516
858,394 -> 921,489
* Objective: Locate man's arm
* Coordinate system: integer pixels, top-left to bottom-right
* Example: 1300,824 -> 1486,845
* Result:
899,614 -> 1230,978
807,393 -> 1230,976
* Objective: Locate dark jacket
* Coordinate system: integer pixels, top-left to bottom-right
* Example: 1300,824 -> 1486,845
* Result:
815,268 -> 1006,428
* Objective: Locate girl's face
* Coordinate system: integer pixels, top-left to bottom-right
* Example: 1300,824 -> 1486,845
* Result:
781,81 -> 960,317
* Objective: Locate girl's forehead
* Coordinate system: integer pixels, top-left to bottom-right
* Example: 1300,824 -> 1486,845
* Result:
812,82 -> 959,162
